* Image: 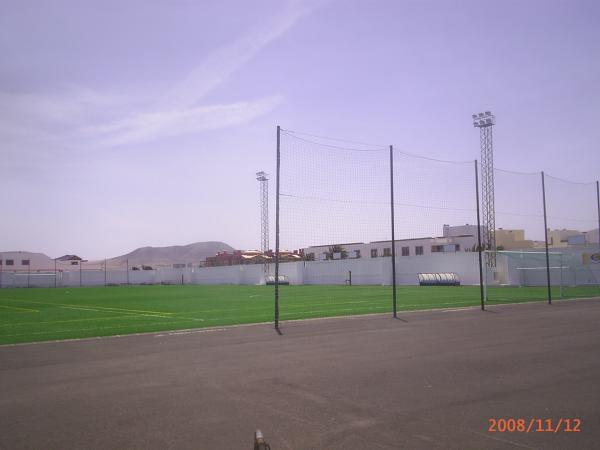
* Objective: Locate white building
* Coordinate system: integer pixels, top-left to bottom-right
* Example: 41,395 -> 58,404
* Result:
0,252 -> 54,272
303,225 -> 482,261
442,224 -> 482,238
0,251 -> 90,272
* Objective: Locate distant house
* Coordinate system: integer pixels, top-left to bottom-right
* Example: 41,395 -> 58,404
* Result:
204,250 -> 244,267
203,249 -> 302,267
0,251 -> 54,272
303,224 -> 482,260
56,255 -> 82,262
278,250 -> 303,262
240,250 -> 271,264
495,229 -> 534,250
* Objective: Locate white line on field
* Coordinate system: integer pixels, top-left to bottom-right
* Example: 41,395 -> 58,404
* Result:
2,316 -> 130,327
59,306 -> 173,318
1,297 -> 174,317
0,304 -> 39,313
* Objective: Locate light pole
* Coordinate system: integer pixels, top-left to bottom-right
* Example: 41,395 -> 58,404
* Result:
472,111 -> 497,267
256,171 -> 270,275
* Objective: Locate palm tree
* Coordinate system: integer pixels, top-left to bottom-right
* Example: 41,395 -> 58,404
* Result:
327,245 -> 347,260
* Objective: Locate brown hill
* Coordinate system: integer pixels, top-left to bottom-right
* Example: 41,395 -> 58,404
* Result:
106,241 -> 234,267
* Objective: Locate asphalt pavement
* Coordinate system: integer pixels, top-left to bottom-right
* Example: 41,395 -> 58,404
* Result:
1,299 -> 599,449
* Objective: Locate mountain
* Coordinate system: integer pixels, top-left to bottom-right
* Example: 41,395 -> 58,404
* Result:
106,241 -> 234,267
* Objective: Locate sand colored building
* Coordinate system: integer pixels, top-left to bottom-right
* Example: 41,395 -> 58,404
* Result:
495,229 -> 534,250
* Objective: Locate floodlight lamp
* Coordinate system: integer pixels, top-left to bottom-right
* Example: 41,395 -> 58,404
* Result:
472,114 -> 478,120
479,119 -> 485,126
485,111 -> 491,116
256,171 -> 269,181
485,118 -> 492,124
479,112 -> 485,118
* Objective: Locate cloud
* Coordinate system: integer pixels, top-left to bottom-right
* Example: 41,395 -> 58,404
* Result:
0,88 -> 140,143
160,1 -> 314,110
0,1 -> 318,149
84,95 -> 284,147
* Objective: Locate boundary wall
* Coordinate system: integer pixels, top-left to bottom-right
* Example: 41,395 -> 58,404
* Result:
0,253 -> 480,288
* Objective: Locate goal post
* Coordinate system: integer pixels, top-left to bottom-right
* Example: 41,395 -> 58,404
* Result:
483,250 -> 566,303
12,272 -> 57,288
544,174 -> 600,300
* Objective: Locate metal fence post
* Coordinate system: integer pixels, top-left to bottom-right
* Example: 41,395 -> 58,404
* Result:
274,125 -> 281,331
596,180 -> 600,253
389,145 -> 397,318
475,160 -> 485,309
541,171 -> 552,304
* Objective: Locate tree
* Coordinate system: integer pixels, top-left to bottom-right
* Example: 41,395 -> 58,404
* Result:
326,245 -> 346,260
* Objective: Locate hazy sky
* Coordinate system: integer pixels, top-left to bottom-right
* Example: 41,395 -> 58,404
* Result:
2,0 -> 599,259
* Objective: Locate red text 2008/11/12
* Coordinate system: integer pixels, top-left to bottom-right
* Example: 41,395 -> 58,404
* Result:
488,418 -> 582,433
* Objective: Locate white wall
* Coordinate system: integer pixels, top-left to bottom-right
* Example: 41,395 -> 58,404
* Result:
192,265 -> 243,284
303,258 -> 388,285
1,253 -> 482,287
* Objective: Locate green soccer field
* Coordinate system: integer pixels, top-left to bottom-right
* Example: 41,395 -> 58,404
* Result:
1,284 -> 598,345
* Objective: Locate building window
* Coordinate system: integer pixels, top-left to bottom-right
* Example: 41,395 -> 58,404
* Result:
383,248 -> 391,257
455,244 -> 460,251
416,246 -> 424,256
21,259 -> 30,266
371,249 -> 378,258
431,245 -> 443,253
402,247 -> 409,256
6,259 -> 14,266
71,261 -> 79,265
355,250 -> 361,259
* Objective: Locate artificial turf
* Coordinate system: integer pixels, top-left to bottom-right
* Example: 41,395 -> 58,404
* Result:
0,284 -> 598,345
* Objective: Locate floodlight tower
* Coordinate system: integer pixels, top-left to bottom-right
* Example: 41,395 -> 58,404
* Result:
472,111 -> 497,267
256,171 -> 270,273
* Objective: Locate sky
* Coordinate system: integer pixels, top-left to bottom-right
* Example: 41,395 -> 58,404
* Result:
1,0 -> 599,259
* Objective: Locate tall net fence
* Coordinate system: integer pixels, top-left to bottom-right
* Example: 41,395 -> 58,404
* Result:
545,175 -> 600,299
277,129 -> 392,321
487,169 -> 549,303
276,127 -> 600,325
392,153 -> 480,310
276,128 -> 487,323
